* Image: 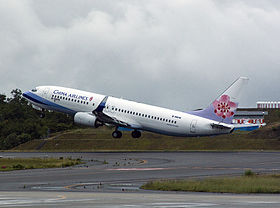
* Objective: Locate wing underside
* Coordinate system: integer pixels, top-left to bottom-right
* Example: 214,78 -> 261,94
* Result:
92,96 -> 141,129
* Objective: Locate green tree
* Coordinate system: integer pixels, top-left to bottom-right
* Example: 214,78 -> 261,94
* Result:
0,88 -> 75,150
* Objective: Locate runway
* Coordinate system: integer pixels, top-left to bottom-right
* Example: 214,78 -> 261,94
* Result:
1,191 -> 280,208
0,151 -> 280,207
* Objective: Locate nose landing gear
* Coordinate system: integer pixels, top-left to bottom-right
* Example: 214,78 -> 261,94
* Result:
40,109 -> 46,118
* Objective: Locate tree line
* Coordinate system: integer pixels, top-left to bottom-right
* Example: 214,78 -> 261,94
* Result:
0,89 -> 75,149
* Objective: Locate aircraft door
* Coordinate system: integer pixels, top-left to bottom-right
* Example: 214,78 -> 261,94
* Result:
190,120 -> 197,133
104,104 -> 109,113
42,88 -> 50,98
111,106 -> 115,114
104,104 -> 114,114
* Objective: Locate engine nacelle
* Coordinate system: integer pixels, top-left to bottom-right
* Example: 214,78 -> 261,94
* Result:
74,112 -> 98,127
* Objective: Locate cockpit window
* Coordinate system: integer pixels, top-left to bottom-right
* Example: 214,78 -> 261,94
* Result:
31,88 -> 37,92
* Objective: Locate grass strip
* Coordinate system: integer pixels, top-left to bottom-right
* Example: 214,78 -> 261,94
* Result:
141,174 -> 280,193
0,157 -> 82,171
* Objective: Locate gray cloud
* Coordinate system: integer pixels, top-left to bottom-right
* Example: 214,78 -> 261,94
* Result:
0,0 -> 280,110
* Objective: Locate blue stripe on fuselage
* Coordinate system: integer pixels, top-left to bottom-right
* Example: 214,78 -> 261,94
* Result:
23,91 -> 76,114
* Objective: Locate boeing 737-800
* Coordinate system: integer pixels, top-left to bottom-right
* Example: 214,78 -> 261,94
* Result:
23,77 -> 250,138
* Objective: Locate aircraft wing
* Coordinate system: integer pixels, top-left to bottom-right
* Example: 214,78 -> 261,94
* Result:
210,122 -> 263,132
93,110 -> 128,127
93,96 -> 142,129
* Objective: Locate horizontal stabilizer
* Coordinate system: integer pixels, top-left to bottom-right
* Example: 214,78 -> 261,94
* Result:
211,123 -> 233,130
233,123 -> 264,131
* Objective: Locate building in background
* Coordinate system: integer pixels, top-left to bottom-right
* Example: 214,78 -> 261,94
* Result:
233,110 -> 267,126
257,101 -> 280,109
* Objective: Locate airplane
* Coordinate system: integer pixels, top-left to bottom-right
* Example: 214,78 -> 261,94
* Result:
23,77 -> 252,138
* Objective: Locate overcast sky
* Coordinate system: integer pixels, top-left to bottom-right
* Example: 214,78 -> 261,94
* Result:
0,0 -> 280,110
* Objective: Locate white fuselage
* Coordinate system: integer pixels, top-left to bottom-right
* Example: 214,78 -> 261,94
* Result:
24,86 -> 234,137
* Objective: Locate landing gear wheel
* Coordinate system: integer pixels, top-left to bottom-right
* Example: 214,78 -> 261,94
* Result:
112,130 -> 122,138
131,130 -> 141,138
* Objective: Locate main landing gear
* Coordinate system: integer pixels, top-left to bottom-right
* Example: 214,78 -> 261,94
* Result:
112,130 -> 122,138
112,129 -> 141,139
39,109 -> 46,118
131,130 -> 141,138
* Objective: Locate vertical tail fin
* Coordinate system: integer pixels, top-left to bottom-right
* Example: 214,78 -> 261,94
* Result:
189,77 -> 249,124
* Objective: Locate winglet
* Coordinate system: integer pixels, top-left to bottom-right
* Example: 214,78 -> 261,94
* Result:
95,96 -> 108,112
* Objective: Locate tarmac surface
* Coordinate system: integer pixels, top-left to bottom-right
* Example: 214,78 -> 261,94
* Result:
0,151 -> 280,207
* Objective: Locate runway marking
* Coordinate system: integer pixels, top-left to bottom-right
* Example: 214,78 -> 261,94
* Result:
64,183 -> 101,190
141,159 -> 148,164
149,202 -> 217,207
106,168 -> 170,171
107,166 -> 280,172
0,194 -> 67,206
56,195 -> 66,200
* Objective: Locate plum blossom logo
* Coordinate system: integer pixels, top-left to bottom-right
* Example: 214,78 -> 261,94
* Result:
89,97 -> 93,101
213,95 -> 237,119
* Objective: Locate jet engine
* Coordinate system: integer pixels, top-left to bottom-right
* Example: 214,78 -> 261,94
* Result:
74,112 -> 102,128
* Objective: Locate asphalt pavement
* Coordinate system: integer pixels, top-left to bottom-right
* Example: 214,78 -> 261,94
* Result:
0,151 -> 279,207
